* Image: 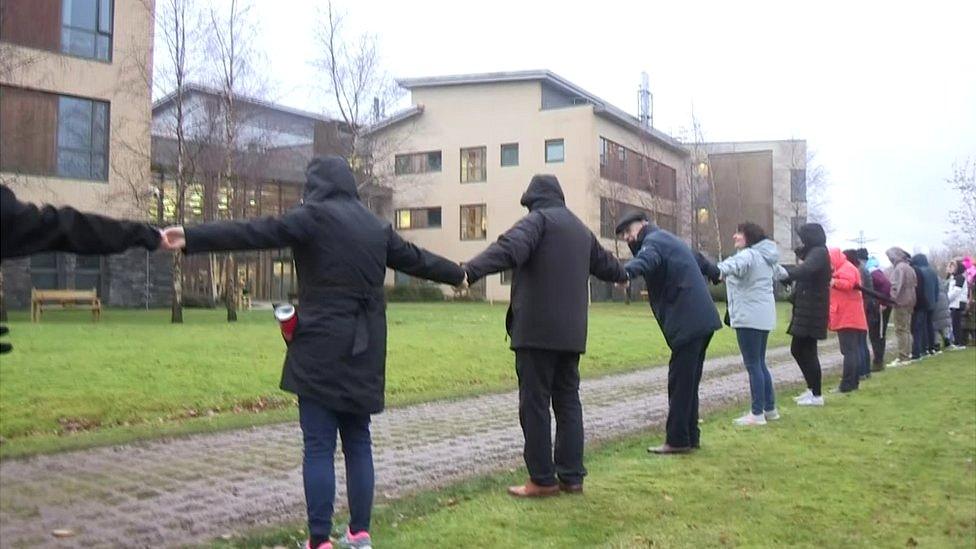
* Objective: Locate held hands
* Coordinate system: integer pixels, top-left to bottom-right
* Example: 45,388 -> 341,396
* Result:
160,226 -> 186,251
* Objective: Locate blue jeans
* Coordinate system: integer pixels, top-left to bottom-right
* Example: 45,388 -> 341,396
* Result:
299,396 -> 374,539
735,328 -> 775,415
911,309 -> 932,359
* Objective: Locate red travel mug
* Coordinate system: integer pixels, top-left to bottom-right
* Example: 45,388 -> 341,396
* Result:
274,303 -> 297,344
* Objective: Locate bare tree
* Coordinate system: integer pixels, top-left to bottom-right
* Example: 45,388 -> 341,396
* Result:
803,149 -> 831,235
312,0 -> 402,189
688,111 -> 723,257
945,158 -> 976,250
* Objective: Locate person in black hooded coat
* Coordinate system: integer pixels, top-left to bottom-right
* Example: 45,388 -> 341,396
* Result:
163,156 -> 464,549
910,253 -> 940,358
779,223 -> 830,405
463,174 -> 627,498
1,185 -> 162,353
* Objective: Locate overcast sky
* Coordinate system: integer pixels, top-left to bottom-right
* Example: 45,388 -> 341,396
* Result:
198,0 -> 975,260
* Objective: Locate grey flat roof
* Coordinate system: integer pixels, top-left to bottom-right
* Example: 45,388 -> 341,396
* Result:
153,83 -> 342,125
385,70 -> 688,156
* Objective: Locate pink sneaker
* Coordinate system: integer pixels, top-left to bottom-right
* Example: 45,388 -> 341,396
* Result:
306,539 -> 333,549
340,528 -> 373,549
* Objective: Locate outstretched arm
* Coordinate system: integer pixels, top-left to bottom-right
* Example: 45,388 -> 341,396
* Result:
589,233 -> 628,283
464,212 -> 545,284
177,209 -> 312,254
1,186 -> 161,259
387,228 -> 465,286
624,239 -> 662,279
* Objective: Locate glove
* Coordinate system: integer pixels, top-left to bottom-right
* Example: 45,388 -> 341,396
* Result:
694,251 -> 722,285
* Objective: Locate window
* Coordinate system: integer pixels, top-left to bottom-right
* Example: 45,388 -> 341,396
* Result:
74,255 -> 101,290
598,136 -> 676,199
30,253 -> 61,289
545,139 -> 564,163
460,204 -> 487,240
791,216 -> 807,250
791,168 -> 807,202
600,197 -> 653,239
500,143 -> 519,167
395,207 -> 442,230
394,151 -> 441,175
500,270 -> 512,285
0,86 -> 109,181
460,146 -> 486,183
61,0 -> 114,61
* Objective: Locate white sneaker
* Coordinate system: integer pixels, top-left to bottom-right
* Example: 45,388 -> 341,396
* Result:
764,409 -> 781,421
797,394 -> 825,407
887,359 -> 905,368
793,389 -> 813,402
733,413 -> 767,426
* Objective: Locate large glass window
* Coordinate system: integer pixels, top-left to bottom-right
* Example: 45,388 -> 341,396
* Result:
61,0 -> 113,61
791,168 -> 807,202
460,204 -> 487,240
460,147 -> 486,183
30,253 -> 61,290
74,255 -> 102,290
56,95 -> 109,180
500,143 -> 519,167
395,207 -> 442,229
394,151 -> 441,175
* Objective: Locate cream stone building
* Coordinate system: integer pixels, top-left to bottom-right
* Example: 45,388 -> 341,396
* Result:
366,70 -> 692,302
0,0 -> 162,308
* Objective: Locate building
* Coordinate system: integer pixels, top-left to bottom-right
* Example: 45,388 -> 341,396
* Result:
365,70 -> 692,302
0,0 -> 165,309
149,84 -> 357,304
688,140 -> 807,264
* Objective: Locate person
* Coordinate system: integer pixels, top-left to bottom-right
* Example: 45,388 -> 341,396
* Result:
710,222 -> 781,426
462,175 -> 628,498
947,259 -> 969,348
0,185 -> 163,353
828,248 -> 868,393
844,249 -> 873,380
964,257 -> 976,346
162,156 -> 465,549
910,253 -> 939,359
933,275 -> 953,351
886,247 -> 918,366
866,256 -> 892,370
779,223 -> 831,406
615,212 -> 722,454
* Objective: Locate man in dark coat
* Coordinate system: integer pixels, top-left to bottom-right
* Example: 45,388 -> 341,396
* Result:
1,185 -> 162,353
779,223 -> 831,406
615,212 -> 722,454
162,156 -> 464,548
463,174 -> 627,497
910,253 -> 940,358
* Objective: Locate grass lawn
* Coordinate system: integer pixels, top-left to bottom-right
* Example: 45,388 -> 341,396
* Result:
227,350 -> 976,549
0,302 -> 790,458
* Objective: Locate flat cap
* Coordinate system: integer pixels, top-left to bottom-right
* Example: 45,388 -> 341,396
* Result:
614,210 -> 650,235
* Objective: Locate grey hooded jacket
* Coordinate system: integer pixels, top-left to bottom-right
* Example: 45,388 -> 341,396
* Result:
718,239 -> 780,331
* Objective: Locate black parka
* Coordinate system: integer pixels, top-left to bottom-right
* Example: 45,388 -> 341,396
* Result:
782,223 -> 831,340
464,175 -> 627,353
184,156 -> 464,415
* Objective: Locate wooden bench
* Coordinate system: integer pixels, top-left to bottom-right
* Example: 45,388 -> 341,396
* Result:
31,289 -> 102,323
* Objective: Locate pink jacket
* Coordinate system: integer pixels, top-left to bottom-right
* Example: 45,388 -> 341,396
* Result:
828,247 -> 868,331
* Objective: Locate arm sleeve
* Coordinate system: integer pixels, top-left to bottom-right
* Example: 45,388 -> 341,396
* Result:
783,247 -> 829,282
624,240 -> 662,279
947,280 -> 964,304
386,228 -> 465,285
832,267 -> 857,290
1,186 -> 160,259
184,209 -> 312,254
463,212 -> 545,284
717,251 -> 751,279
588,233 -> 628,283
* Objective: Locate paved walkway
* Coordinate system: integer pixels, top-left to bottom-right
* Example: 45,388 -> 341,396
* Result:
0,345 -> 841,548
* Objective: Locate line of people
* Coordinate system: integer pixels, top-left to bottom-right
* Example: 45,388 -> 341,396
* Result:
3,157 -> 975,549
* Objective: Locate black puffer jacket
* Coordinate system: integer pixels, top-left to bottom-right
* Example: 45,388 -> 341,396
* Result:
782,223 -> 831,340
464,175 -> 627,353
184,156 -> 464,415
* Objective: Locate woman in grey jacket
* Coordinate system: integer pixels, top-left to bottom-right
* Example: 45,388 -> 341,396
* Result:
716,222 -> 782,426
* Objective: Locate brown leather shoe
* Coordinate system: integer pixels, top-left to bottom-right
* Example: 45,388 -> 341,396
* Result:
559,482 -> 583,494
647,443 -> 693,455
507,480 -> 560,498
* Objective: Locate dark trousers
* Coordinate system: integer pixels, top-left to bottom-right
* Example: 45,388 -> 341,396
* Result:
299,397 -> 374,538
790,336 -> 822,396
515,349 -> 585,486
869,307 -> 889,367
837,329 -> 864,392
951,307 -> 966,346
911,309 -> 933,358
665,334 -> 713,448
